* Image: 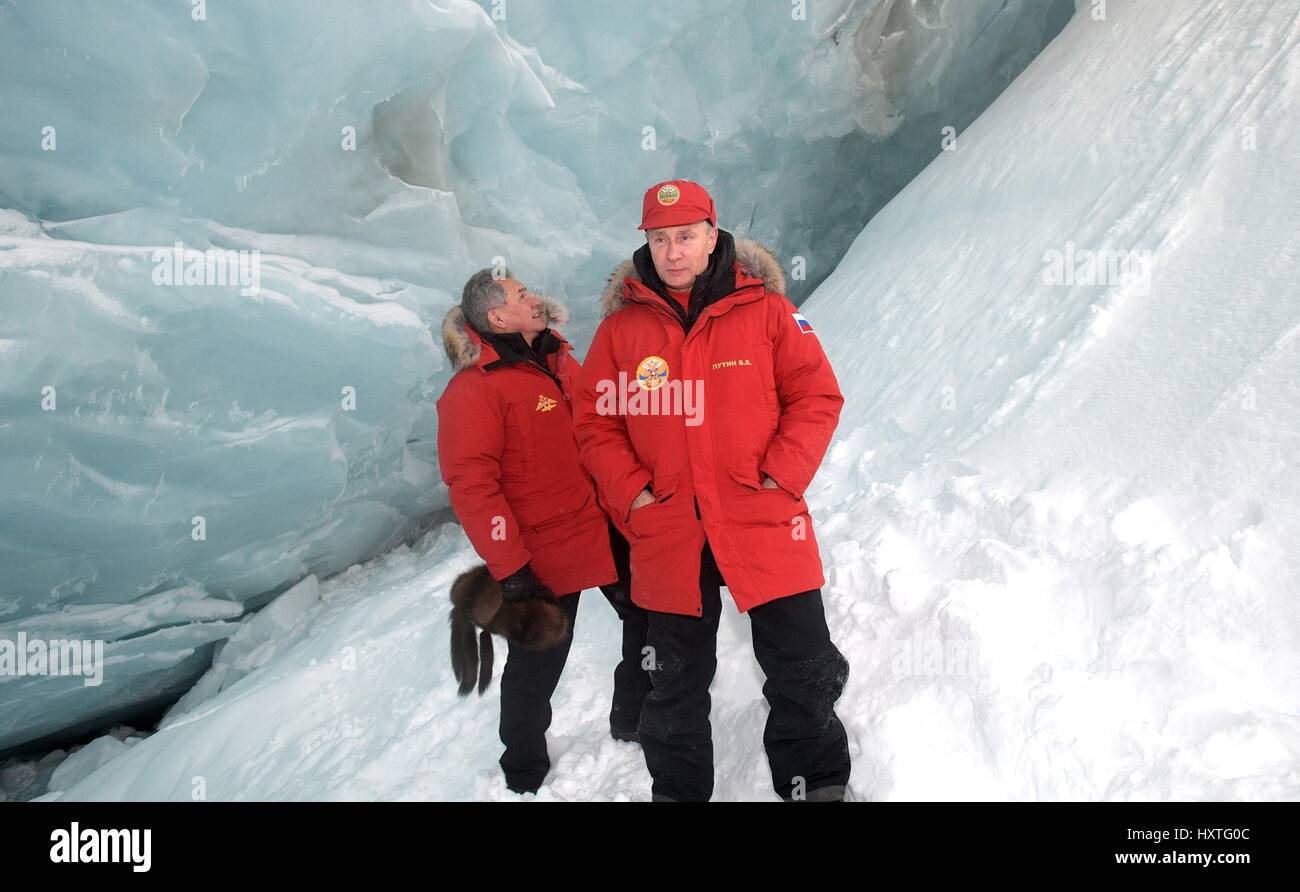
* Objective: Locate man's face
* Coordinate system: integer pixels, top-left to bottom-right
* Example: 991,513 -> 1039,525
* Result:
646,220 -> 718,290
486,278 -> 546,335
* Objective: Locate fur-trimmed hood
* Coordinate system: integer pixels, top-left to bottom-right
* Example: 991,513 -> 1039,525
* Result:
441,293 -> 569,371
598,237 -> 786,318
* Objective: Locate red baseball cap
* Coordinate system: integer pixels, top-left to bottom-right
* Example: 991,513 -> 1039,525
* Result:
637,179 -> 717,231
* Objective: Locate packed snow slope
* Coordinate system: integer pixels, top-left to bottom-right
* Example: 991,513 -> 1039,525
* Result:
0,0 -> 1071,754
804,0 -> 1300,799
38,0 -> 1299,801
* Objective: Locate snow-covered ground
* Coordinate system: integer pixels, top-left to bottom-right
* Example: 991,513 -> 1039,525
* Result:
28,0 -> 1300,800
34,526 -> 661,800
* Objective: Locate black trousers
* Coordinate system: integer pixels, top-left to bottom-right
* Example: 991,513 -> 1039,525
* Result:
638,540 -> 851,801
498,526 -> 650,793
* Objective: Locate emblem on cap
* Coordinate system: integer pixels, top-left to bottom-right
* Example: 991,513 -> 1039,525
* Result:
656,184 -> 681,206
636,355 -> 669,390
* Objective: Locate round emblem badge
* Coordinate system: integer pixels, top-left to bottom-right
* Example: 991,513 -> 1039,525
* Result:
656,184 -> 680,206
636,355 -> 669,391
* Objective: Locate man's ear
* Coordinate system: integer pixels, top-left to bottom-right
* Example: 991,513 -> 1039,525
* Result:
706,224 -> 718,254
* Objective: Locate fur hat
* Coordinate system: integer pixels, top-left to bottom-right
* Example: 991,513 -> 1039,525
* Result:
448,564 -> 572,696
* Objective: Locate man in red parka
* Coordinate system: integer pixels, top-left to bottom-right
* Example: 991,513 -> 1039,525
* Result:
437,268 -> 650,795
573,179 -> 851,802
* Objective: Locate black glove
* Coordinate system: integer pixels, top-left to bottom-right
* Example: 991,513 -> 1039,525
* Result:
499,563 -> 540,603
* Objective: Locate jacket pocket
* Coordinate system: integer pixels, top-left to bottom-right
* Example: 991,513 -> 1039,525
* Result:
628,473 -> 680,538
649,472 -> 679,501
522,485 -> 593,535
728,466 -> 762,492
503,398 -> 537,480
727,465 -> 805,527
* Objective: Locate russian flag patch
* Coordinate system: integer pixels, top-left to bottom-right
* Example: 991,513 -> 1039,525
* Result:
791,312 -> 814,334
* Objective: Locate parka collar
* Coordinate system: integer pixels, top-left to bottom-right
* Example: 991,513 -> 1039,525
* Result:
441,293 -> 571,372
599,233 -> 787,322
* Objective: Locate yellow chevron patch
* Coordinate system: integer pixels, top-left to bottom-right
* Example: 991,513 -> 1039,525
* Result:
536,394 -> 557,412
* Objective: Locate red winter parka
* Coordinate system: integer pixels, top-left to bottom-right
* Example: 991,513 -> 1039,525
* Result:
437,297 -> 616,596
573,237 -> 843,616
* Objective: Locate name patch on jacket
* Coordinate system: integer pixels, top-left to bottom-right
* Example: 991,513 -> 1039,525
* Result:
792,312 -> 814,334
